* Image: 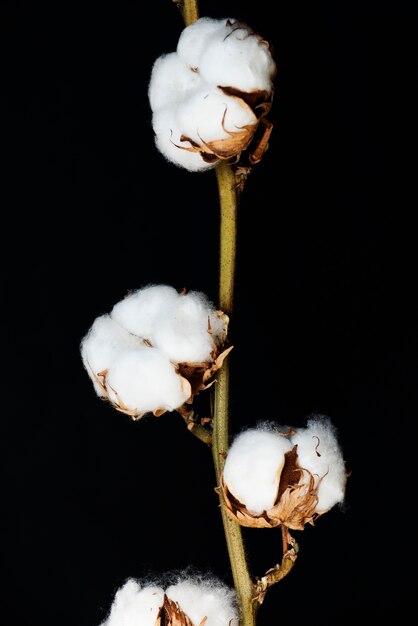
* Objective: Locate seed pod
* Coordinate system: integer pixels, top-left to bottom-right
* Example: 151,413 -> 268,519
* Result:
219,445 -> 321,530
149,18 -> 276,171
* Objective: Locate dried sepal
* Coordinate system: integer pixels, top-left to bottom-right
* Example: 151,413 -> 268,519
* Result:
173,94 -> 272,170
155,594 -> 207,626
219,445 -> 322,530
172,98 -> 257,166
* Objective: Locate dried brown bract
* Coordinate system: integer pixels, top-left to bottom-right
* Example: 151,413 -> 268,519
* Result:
218,445 -> 322,530
156,594 -> 207,626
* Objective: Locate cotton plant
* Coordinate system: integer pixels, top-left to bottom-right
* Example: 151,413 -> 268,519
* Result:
81,2 -> 350,626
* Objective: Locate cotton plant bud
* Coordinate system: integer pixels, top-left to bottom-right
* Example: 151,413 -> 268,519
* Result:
219,416 -> 347,530
100,577 -> 238,626
80,285 -> 232,420
148,17 -> 275,172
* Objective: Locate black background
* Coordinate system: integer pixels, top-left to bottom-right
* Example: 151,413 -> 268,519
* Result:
2,1 -> 417,624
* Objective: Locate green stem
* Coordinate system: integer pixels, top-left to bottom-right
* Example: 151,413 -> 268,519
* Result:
175,4 -> 255,624
212,162 -> 256,626
176,0 -> 199,26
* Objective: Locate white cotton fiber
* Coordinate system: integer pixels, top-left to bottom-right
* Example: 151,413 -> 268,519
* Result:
110,285 -> 179,341
80,314 -> 142,396
106,348 -> 191,413
152,106 -> 215,171
148,52 -> 201,112
166,577 -> 238,626
207,309 -> 227,346
151,290 -> 219,363
111,285 -> 222,362
176,17 -> 231,69
291,416 -> 347,514
198,21 -> 276,93
223,428 -> 293,515
175,85 -> 257,145
100,579 -> 164,626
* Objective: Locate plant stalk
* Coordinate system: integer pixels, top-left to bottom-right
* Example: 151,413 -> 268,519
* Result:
212,162 -> 256,626
177,4 -> 256,624
178,0 -> 199,25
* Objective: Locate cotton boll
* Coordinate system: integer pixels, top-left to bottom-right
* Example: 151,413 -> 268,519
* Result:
291,415 -> 347,514
176,85 -> 257,146
152,290 -> 218,363
110,284 -> 179,341
80,315 -> 142,396
101,579 -> 165,626
148,52 -> 201,112
166,578 -> 238,626
176,17 -> 233,69
152,106 -> 216,172
223,429 -> 293,515
106,348 -> 191,413
199,21 -> 276,93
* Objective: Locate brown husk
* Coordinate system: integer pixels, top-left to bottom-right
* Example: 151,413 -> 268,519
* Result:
219,445 -> 322,530
172,81 -> 274,169
155,595 -> 207,626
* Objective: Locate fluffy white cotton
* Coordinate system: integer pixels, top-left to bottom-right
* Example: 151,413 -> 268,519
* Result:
111,285 -> 222,362
166,577 -> 238,626
106,348 -> 191,413
176,85 -> 257,145
291,416 -> 347,514
151,290 -> 220,363
80,315 -> 142,396
148,52 -> 201,112
176,17 -> 276,93
100,579 -> 164,626
223,428 -> 293,515
110,285 -> 179,341
197,20 -> 276,93
176,17 -> 230,69
152,106 -> 215,171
